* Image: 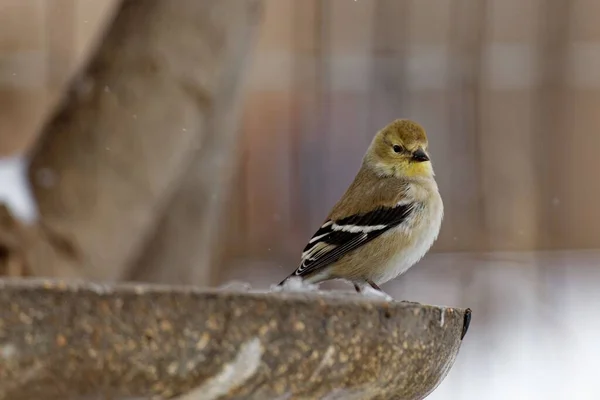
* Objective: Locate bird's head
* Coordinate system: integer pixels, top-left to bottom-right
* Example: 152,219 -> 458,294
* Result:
365,119 -> 434,178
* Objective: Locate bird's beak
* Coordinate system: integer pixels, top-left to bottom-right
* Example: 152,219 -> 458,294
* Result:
412,148 -> 430,162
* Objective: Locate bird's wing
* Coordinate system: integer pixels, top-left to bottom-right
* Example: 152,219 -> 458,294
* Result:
293,203 -> 415,278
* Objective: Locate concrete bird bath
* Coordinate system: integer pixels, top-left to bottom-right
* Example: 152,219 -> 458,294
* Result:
0,278 -> 470,400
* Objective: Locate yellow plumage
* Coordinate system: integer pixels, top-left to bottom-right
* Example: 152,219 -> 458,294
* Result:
279,119 -> 443,293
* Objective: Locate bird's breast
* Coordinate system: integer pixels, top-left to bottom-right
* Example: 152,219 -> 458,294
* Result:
377,193 -> 443,283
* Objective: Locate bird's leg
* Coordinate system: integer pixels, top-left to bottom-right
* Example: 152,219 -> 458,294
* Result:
354,280 -> 382,292
367,279 -> 382,291
355,280 -> 394,301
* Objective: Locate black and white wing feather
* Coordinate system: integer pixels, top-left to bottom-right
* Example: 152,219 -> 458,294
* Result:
292,203 -> 415,278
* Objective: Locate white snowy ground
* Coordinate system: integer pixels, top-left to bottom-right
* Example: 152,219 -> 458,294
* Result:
0,155 -> 37,223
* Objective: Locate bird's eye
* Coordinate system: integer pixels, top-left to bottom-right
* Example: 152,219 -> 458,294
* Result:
393,145 -> 403,153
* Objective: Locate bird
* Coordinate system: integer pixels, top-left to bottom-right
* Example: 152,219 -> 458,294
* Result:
278,119 -> 443,293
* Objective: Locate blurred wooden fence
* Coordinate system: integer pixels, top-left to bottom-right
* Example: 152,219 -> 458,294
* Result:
0,0 -> 118,155
1,0 -> 599,274
226,0 -> 600,269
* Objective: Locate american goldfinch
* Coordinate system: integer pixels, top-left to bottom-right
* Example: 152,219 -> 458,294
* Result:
279,119 -> 443,293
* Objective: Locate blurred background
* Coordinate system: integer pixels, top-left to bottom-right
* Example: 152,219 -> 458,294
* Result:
1,0 -> 600,399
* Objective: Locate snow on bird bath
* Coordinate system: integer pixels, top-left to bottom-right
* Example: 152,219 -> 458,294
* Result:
358,285 -> 394,302
269,276 -> 320,293
218,276 -> 395,303
217,281 -> 252,292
